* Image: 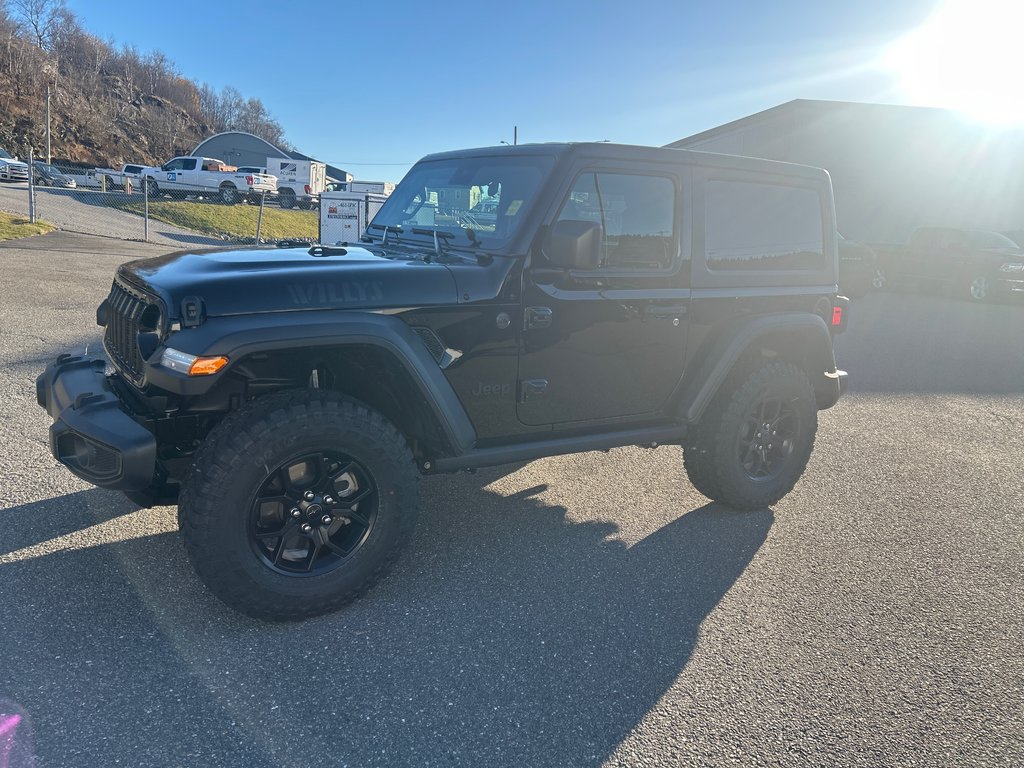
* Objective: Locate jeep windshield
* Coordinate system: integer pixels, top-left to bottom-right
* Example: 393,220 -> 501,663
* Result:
368,154 -> 555,250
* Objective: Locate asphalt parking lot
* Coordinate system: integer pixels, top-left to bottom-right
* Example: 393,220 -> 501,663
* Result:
1,233 -> 1022,767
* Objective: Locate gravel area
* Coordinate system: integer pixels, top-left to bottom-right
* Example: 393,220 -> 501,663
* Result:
0,181 -> 223,246
0,234 -> 1021,767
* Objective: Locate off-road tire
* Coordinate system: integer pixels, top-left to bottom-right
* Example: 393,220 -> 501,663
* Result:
692,362 -> 817,511
682,421 -> 722,501
179,389 -> 418,621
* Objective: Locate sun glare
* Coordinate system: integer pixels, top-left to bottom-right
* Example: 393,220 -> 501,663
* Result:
884,0 -> 1024,124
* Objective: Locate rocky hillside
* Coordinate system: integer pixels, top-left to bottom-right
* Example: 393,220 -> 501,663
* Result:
0,0 -> 287,167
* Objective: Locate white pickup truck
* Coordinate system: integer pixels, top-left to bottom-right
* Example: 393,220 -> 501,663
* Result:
93,163 -> 147,191
141,156 -> 277,205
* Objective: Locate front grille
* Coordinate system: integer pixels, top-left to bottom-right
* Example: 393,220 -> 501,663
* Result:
103,281 -> 158,385
4,166 -> 28,180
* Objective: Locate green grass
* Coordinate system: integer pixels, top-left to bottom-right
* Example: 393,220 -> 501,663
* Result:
114,199 -> 318,241
0,211 -> 54,240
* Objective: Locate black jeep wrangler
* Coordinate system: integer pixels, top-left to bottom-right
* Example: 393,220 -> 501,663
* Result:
37,143 -> 848,620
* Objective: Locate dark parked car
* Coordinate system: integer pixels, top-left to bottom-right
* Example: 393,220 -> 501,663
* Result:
879,227 -> 1024,301
32,161 -> 77,188
837,232 -> 880,297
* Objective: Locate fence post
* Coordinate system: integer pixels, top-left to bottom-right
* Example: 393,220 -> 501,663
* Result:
256,190 -> 266,243
27,147 -> 35,224
143,177 -> 149,243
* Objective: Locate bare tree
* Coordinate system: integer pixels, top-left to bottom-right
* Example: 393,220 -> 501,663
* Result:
9,0 -> 65,49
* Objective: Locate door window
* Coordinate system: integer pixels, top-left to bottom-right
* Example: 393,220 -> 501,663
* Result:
181,158 -> 197,171
162,158 -> 185,171
556,172 -> 676,269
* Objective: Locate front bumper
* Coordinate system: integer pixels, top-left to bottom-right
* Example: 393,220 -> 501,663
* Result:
36,354 -> 157,490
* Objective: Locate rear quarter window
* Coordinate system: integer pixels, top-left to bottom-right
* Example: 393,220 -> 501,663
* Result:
705,180 -> 824,271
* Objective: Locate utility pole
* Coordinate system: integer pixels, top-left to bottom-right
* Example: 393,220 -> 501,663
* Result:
45,84 -> 52,165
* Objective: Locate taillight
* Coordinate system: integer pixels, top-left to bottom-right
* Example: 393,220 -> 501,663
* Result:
304,184 -> 311,194
830,295 -> 850,334
245,175 -> 253,185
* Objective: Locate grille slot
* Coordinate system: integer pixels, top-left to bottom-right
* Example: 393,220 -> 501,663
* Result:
411,326 -> 445,363
103,281 -> 157,385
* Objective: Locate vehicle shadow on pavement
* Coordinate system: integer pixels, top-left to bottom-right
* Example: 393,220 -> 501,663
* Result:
0,476 -> 771,768
0,490 -> 138,555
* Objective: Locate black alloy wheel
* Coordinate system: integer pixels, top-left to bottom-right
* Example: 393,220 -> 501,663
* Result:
251,451 -> 378,576
735,394 -> 801,482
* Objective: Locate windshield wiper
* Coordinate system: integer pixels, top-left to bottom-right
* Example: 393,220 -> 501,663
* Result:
367,223 -> 403,246
411,227 -> 455,259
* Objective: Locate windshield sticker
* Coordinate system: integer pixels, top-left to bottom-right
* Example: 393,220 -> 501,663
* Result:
506,200 -> 523,216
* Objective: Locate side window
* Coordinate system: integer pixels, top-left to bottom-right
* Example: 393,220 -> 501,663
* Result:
556,172 -> 676,269
181,158 -> 197,171
704,180 -> 824,271
163,158 -> 184,171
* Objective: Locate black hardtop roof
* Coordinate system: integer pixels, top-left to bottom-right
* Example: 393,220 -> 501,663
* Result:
418,141 -> 829,181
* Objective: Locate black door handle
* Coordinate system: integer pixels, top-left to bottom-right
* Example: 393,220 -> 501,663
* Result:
524,306 -> 553,330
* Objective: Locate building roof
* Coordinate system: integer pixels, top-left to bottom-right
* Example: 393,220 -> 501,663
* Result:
667,99 -> 975,148
191,131 -> 349,182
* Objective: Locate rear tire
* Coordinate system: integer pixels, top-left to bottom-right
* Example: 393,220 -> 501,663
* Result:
279,190 -> 295,209
220,184 -> 239,205
683,420 -> 722,501
178,389 -> 419,621
686,362 -> 817,511
967,273 -> 990,301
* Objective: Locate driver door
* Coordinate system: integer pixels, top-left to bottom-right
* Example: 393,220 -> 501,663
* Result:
516,166 -> 690,427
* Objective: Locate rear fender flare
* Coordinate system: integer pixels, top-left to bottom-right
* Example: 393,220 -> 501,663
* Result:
676,313 -> 839,423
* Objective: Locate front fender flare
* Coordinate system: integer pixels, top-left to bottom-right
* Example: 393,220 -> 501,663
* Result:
144,311 -> 477,454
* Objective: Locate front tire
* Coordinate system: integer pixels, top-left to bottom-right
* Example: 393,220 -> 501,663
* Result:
179,390 -> 418,621
686,362 -> 817,511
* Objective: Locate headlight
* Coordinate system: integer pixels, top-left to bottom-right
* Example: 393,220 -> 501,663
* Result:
1000,262 -> 1024,273
159,347 -> 228,376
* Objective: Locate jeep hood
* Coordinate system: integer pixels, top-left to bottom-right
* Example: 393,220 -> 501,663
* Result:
118,245 -> 458,319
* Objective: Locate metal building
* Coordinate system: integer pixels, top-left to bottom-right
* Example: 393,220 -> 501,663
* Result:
191,131 -> 351,184
668,100 -> 1024,244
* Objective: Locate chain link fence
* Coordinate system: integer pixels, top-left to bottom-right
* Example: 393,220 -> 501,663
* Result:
11,155 -> 319,248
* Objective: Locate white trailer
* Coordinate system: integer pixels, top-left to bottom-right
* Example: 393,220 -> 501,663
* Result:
319,191 -> 389,244
266,158 -> 326,209
329,180 -> 396,196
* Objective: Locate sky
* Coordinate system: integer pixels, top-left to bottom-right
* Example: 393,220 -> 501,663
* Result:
63,0 -> 1001,182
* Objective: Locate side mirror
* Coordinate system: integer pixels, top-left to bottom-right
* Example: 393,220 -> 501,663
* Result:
544,220 -> 602,270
